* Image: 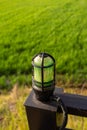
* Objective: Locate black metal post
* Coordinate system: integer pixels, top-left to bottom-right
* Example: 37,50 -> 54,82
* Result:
24,88 -> 73,130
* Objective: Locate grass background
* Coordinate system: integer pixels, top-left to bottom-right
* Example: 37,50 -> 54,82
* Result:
0,0 -> 87,89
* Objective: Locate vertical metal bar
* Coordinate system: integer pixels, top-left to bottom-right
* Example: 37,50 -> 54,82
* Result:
54,61 -> 55,86
41,53 -> 44,92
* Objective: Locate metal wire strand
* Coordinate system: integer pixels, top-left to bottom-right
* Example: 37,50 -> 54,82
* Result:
50,96 -> 68,130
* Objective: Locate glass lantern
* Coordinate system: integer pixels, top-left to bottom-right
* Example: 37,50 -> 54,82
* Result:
32,52 -> 55,101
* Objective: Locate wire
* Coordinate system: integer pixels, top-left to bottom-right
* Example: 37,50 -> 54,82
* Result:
50,96 -> 68,130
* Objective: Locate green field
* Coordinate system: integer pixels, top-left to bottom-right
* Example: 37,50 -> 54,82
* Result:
0,0 -> 87,89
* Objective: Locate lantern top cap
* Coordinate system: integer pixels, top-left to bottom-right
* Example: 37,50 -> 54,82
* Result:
32,52 -> 55,61
32,52 -> 55,67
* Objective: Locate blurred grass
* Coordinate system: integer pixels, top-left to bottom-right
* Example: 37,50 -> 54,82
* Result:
0,85 -> 29,130
0,0 -> 87,89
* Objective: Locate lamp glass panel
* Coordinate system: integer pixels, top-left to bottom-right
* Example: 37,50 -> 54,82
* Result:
44,66 -> 54,82
34,67 -> 41,82
44,57 -> 54,66
34,56 -> 42,66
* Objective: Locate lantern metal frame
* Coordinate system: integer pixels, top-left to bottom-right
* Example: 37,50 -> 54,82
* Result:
32,52 -> 55,101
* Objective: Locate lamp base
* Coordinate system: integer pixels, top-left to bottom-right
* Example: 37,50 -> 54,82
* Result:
33,85 -> 54,101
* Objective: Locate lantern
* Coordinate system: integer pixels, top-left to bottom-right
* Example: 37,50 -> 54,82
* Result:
32,52 -> 55,101
24,52 -> 68,130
